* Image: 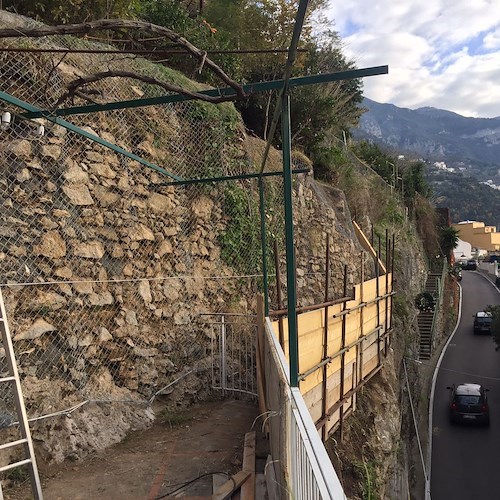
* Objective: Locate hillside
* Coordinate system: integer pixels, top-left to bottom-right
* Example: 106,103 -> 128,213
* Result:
0,10 -> 443,500
354,97 -> 500,226
428,167 -> 500,229
355,98 -> 500,181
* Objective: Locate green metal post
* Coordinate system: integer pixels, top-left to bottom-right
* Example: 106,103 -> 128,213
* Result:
22,66 -> 389,119
281,93 -> 299,387
259,178 -> 270,316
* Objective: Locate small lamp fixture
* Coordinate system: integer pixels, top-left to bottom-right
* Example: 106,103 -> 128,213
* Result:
1,111 -> 11,130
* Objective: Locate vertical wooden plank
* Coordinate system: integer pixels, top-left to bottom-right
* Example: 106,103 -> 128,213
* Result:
321,234 -> 330,442
338,264 -> 348,442
359,252 -> 365,381
241,432 -> 256,500
385,231 -> 390,356
273,240 -> 285,348
376,238 -> 381,367
256,296 -> 268,428
390,235 -> 395,333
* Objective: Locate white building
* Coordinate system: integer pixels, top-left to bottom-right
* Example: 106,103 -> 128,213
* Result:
453,238 -> 472,263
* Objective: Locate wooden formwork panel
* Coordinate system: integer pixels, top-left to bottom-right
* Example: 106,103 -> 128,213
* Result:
270,273 -> 392,440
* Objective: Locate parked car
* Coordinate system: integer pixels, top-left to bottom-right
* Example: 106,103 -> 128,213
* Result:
463,259 -> 478,270
447,383 -> 490,425
473,311 -> 493,334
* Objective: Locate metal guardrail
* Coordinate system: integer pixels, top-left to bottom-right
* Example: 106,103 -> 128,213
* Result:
429,261 -> 448,351
265,318 -> 346,500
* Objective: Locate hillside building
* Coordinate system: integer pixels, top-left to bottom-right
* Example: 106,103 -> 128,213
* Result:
452,220 -> 500,252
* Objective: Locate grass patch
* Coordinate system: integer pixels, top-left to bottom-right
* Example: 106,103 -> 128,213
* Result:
157,409 -> 191,428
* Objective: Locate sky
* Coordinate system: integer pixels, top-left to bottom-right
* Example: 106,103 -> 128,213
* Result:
325,0 -> 500,118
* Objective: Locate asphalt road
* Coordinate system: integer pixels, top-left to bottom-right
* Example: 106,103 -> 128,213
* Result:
431,271 -> 500,500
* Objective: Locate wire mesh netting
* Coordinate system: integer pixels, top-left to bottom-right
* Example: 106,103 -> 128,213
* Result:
0,13 -> 295,431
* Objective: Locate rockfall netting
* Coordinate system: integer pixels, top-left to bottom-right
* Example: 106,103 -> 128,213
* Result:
0,12 -> 296,429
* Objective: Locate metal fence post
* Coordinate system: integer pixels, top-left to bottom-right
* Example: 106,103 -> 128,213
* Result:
281,92 -> 299,388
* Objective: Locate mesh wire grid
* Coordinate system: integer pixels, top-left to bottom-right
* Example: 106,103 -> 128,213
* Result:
0,27 -> 283,423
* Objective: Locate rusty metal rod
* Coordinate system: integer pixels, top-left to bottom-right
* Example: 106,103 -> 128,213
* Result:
273,240 -> 285,348
315,363 -> 384,430
321,235 -> 331,441
270,295 -> 352,317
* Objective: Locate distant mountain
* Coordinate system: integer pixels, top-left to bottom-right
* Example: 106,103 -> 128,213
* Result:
353,98 -> 500,228
354,98 -> 500,185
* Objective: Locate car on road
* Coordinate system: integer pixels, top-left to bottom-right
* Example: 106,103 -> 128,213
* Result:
447,383 -> 490,425
463,259 -> 478,270
473,311 -> 493,334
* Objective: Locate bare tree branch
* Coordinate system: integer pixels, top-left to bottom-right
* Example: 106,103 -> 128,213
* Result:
0,19 -> 247,102
55,70 -> 241,107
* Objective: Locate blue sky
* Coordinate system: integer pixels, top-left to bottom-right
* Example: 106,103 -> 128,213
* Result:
325,0 -> 500,118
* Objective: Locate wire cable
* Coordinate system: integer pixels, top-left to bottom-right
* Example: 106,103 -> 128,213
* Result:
154,471 -> 231,499
404,356 -> 500,382
403,358 -> 428,484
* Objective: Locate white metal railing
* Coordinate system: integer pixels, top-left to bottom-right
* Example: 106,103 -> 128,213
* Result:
265,318 -> 346,500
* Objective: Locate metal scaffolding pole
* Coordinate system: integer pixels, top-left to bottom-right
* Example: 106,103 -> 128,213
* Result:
281,93 -> 299,387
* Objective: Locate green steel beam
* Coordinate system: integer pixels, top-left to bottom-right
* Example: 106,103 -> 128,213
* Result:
21,66 -> 388,119
0,91 -> 182,181
257,0 -> 310,176
158,167 -> 309,186
281,93 -> 299,388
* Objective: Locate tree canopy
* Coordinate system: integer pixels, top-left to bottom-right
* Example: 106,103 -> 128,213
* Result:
3,0 -> 364,157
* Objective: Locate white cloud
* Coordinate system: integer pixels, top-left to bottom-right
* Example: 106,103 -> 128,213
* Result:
326,0 -> 500,117
484,27 -> 500,50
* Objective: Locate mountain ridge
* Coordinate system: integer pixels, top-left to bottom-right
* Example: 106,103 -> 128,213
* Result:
356,97 -> 500,172
353,98 -> 500,228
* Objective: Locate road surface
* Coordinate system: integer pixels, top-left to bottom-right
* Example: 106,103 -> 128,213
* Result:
431,271 -> 500,499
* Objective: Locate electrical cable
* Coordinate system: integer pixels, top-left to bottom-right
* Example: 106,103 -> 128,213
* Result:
403,358 -> 428,484
250,409 -> 276,430
404,356 -> 500,382
154,471 -> 231,499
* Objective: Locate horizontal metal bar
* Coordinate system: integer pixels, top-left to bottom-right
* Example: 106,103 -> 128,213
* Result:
0,458 -> 32,472
0,438 -> 28,451
270,295 -> 353,317
0,90 -> 182,181
0,376 -> 15,383
315,363 -> 384,429
159,167 -> 310,187
332,291 -> 395,318
198,312 -> 257,317
22,65 -> 389,119
332,302 -> 365,318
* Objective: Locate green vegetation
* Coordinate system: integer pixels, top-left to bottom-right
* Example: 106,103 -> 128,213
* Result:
4,465 -> 29,485
219,184 -> 261,274
426,169 -> 500,229
4,0 -> 140,23
354,459 -> 379,500
158,409 -> 191,428
486,305 -> 500,349
439,226 -> 459,262
5,0 -> 362,161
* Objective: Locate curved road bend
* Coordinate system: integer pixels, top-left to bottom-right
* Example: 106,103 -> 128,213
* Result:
431,271 -> 500,500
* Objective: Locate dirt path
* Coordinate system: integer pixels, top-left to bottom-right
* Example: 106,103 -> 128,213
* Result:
6,399 -> 259,500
